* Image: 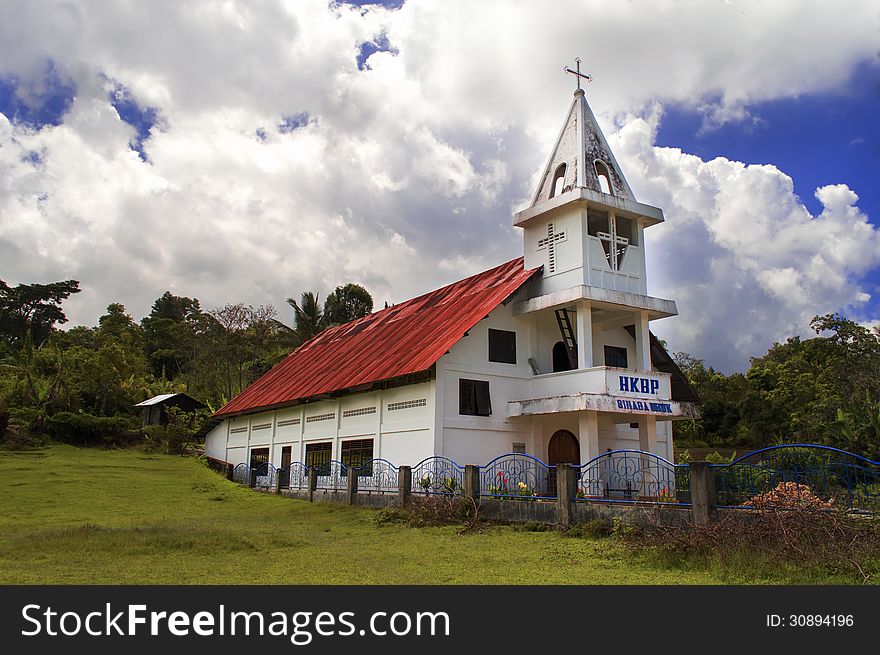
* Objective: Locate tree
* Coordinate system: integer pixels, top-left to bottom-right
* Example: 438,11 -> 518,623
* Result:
287,292 -> 323,343
141,292 -> 203,379
0,279 -> 80,348
323,283 -> 373,327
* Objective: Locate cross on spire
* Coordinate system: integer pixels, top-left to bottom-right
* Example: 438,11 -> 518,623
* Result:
563,57 -> 592,91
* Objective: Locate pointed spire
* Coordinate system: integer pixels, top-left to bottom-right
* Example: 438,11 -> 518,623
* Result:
530,87 -> 635,208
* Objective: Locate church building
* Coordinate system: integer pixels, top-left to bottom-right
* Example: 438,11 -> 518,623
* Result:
204,81 -> 699,476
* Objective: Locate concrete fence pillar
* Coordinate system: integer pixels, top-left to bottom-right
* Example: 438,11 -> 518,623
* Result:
346,468 -> 359,505
273,471 -> 282,495
307,468 -> 318,502
248,468 -> 257,489
463,465 -> 480,503
398,466 -> 412,508
689,461 -> 716,527
556,463 -> 578,528
226,464 -> 234,481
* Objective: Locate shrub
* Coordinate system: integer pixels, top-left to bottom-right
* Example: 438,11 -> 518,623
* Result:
566,519 -> 612,538
516,520 -> 550,533
44,412 -> 137,446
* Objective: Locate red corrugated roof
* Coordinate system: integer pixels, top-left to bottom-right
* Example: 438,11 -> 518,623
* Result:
214,257 -> 539,417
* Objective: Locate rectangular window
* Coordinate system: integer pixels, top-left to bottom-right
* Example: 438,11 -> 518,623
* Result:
459,379 -> 491,416
604,345 -> 628,368
305,442 -> 332,476
512,442 -> 526,454
341,438 -> 374,475
249,447 -> 270,475
488,328 -> 517,364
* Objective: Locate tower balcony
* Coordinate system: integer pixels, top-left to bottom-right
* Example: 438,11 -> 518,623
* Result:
507,366 -> 698,419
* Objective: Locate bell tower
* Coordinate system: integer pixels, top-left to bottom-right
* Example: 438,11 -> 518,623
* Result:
516,66 -> 668,300
512,64 -> 678,376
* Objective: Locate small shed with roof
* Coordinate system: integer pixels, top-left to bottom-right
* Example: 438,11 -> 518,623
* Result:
135,393 -> 206,428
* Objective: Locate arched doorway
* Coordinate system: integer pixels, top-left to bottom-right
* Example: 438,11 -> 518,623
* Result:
552,341 -> 573,372
547,430 -> 580,496
548,430 -> 580,465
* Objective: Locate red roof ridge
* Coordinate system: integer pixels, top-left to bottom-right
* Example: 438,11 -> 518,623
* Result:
214,257 -> 538,417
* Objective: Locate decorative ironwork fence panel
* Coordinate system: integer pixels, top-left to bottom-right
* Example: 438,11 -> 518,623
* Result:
412,457 -> 464,495
314,460 -> 347,491
355,459 -> 399,493
712,444 -> 880,512
577,450 -> 682,503
286,462 -> 310,490
254,463 -> 277,489
231,463 -> 249,484
480,453 -> 555,499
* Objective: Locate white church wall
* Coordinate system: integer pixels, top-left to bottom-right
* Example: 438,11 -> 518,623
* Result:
203,422 -> 227,461
226,446 -> 246,466
436,301 -> 536,463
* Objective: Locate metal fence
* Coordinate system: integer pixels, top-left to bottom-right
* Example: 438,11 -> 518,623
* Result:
224,444 -> 879,514
285,462 -> 310,490
314,460 -> 347,491
577,449 -> 686,504
231,463 -> 249,484
355,458 -> 399,494
712,444 -> 880,512
480,453 -> 556,499
411,457 -> 464,496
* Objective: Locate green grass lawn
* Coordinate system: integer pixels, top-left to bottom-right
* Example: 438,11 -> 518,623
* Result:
0,445 -> 867,584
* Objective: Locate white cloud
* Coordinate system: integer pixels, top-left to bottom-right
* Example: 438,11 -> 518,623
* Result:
613,113 -> 880,371
0,0 -> 877,371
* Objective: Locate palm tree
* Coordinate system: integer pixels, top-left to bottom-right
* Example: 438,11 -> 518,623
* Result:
286,292 -> 324,343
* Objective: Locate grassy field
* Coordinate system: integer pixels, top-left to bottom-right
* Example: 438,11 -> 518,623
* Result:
0,445 -> 867,584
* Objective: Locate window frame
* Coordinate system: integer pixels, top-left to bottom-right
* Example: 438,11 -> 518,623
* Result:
604,345 -> 628,369
488,328 -> 517,364
459,378 -> 492,417
341,438 -> 374,476
305,441 -> 332,476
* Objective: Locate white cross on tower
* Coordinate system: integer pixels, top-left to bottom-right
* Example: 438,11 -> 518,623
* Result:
596,230 -> 628,271
537,222 -> 566,273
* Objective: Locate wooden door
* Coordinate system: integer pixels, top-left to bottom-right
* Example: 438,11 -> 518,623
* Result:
547,430 -> 580,497
548,430 -> 580,464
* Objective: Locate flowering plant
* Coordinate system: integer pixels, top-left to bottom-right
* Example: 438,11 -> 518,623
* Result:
657,486 -> 676,503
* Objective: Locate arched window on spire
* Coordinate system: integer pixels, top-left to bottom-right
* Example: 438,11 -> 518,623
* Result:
595,160 -> 613,195
549,163 -> 567,199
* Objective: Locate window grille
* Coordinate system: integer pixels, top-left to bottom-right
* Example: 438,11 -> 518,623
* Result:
388,399 -> 427,411
342,407 -> 377,418
305,413 -> 335,423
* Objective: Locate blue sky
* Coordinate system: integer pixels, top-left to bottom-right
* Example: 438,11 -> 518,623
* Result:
656,59 -> 879,225
654,57 -> 880,325
0,1 -> 877,372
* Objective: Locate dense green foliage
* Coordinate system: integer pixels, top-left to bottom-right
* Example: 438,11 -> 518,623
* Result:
673,314 -> 880,457
1,275 -> 877,458
0,278 -> 373,444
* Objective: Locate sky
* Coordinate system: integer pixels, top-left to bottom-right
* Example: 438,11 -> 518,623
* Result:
0,0 -> 878,373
